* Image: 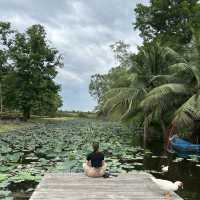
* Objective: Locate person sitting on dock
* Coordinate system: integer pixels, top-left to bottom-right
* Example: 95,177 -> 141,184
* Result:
83,142 -> 107,177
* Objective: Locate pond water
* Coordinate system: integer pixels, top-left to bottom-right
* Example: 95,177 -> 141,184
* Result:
107,136 -> 200,200
138,142 -> 200,200
0,119 -> 199,200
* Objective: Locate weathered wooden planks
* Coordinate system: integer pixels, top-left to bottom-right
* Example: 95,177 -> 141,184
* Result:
30,172 -> 183,200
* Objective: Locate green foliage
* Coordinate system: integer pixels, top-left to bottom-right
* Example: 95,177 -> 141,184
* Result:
96,42 -> 181,127
0,22 -> 63,120
141,83 -> 190,114
0,190 -> 13,200
110,40 -> 131,65
141,32 -> 200,129
89,74 -> 108,104
90,4 -> 200,140
134,0 -> 200,48
89,41 -> 133,106
0,22 -> 14,113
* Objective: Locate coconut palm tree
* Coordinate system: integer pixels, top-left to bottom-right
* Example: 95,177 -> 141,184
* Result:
101,41 -> 183,145
141,30 -> 200,144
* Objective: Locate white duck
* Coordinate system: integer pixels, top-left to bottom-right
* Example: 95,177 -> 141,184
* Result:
151,177 -> 183,198
161,165 -> 169,173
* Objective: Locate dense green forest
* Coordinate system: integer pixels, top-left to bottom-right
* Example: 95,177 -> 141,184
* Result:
89,0 -> 200,145
0,22 -> 62,120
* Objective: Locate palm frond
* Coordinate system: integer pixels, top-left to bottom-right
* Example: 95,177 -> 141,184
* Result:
150,74 -> 176,84
141,83 -> 190,114
169,63 -> 200,87
102,87 -> 146,119
173,94 -> 200,128
163,47 -> 186,63
120,88 -> 146,120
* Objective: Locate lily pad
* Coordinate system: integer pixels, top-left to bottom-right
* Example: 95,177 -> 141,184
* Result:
0,190 -> 13,199
0,166 -> 15,173
10,171 -> 42,183
173,158 -> 184,163
187,155 -> 199,162
0,174 -> 9,182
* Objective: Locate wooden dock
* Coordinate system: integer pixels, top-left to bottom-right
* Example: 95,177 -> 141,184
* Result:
30,172 -> 183,200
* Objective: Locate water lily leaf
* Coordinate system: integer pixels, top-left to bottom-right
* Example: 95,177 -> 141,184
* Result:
188,155 -> 199,162
0,174 -> 9,182
144,149 -> 152,154
151,156 -> 159,158
4,153 -> 22,163
10,171 -> 42,183
4,197 -> 14,200
121,164 -> 135,170
173,158 -> 184,163
0,190 -> 12,198
0,166 -> 15,173
0,181 -> 10,189
0,146 -> 12,154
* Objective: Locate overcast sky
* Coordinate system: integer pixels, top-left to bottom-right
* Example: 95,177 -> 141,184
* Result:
0,0 -> 148,111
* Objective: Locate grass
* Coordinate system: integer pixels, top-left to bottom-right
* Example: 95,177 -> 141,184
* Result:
0,122 -> 33,133
29,116 -> 74,123
0,110 -> 96,133
0,116 -> 74,133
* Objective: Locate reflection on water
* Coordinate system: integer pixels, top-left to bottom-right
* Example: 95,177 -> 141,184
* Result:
137,140 -> 200,200
144,154 -> 200,200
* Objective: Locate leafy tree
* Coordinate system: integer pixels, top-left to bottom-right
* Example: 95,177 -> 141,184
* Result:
89,74 -> 108,104
90,2 -> 200,146
0,22 -> 14,113
96,41 -> 184,146
110,40 -> 131,65
4,24 -> 63,120
134,0 -> 200,48
89,41 -> 132,106
101,41 -> 181,118
89,66 -> 131,111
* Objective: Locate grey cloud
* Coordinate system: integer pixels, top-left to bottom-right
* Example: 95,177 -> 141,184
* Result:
0,0 -> 148,111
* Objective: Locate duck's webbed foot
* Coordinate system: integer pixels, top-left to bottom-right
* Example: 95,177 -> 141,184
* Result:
164,192 -> 172,199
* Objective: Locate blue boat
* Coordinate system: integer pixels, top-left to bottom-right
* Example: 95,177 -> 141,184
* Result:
168,135 -> 200,157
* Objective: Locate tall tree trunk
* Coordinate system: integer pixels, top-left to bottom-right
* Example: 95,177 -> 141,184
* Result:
0,82 -> 2,113
143,115 -> 149,148
160,114 -> 167,142
23,107 -> 31,121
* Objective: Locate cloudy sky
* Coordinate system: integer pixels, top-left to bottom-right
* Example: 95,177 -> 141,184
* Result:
0,0 -> 148,111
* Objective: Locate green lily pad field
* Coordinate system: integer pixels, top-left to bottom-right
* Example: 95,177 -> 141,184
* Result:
1,118 -> 200,200
0,119 -> 143,199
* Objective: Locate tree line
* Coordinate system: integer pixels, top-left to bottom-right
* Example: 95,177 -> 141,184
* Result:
0,22 -> 63,120
89,0 -> 200,145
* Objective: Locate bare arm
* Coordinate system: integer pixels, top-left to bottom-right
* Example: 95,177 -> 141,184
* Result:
86,160 -> 92,167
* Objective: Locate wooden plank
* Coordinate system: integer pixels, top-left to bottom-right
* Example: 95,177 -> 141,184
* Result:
30,172 -> 183,200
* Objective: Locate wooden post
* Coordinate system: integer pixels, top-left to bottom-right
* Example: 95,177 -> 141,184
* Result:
160,114 -> 166,142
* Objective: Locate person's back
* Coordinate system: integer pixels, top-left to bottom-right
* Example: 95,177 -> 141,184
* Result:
83,142 -> 107,177
87,151 -> 104,168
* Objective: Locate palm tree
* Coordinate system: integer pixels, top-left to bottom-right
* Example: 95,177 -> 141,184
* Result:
141,31 -> 200,144
101,41 -> 182,145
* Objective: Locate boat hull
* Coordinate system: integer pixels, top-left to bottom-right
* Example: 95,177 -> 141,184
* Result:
169,136 -> 200,157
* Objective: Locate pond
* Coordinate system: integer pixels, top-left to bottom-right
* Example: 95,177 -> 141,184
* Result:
0,119 -> 199,200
